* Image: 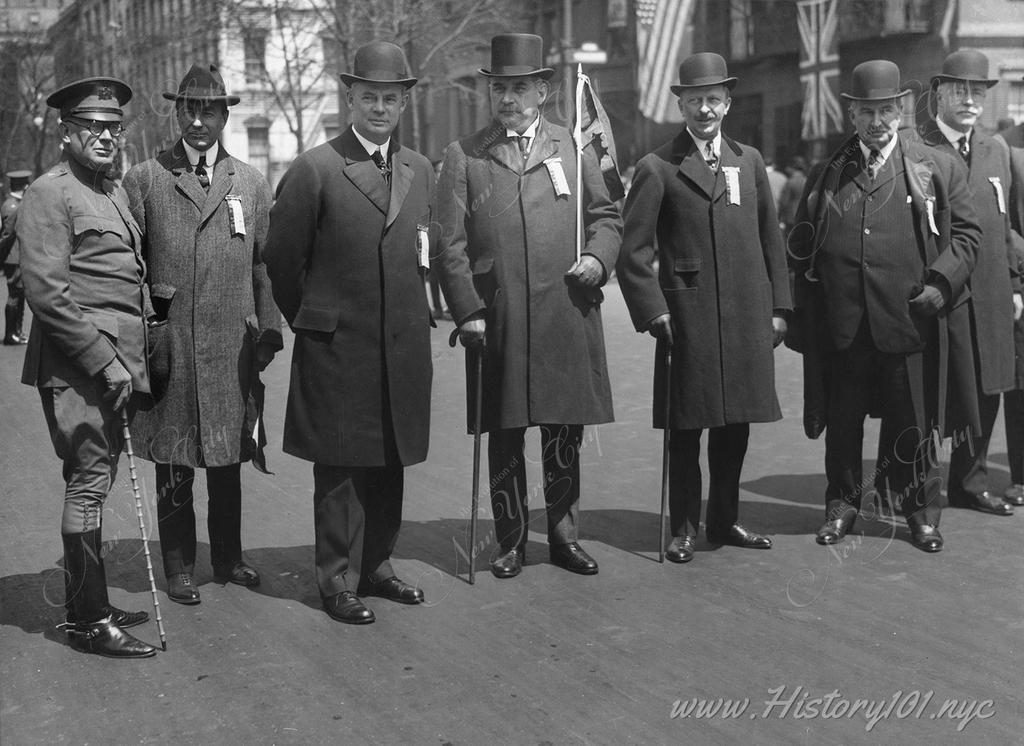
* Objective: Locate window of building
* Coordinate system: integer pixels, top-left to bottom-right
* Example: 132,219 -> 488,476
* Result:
247,120 -> 270,176
730,0 -> 754,60
244,31 -> 266,84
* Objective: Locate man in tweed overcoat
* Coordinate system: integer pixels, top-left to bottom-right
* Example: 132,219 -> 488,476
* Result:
124,65 -> 282,605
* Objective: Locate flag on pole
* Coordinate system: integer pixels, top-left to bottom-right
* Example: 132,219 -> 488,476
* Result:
573,68 -> 625,202
636,0 -> 695,124
797,0 -> 843,141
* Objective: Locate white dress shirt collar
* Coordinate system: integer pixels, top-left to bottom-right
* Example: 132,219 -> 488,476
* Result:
182,139 -> 218,168
351,126 -> 391,159
857,134 -> 899,167
687,128 -> 722,158
936,117 -> 971,152
506,115 -> 540,141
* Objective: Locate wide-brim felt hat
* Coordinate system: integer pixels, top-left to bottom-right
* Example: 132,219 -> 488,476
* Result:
841,60 -> 911,101
340,41 -> 418,89
46,77 -> 132,121
930,49 -> 998,89
479,33 -> 554,79
670,53 -> 737,94
163,64 -> 240,105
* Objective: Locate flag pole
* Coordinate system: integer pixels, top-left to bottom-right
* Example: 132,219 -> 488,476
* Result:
574,64 -> 584,263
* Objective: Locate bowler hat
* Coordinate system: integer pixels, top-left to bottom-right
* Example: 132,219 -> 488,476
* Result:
163,64 -> 240,105
340,41 -> 417,89
46,77 -> 132,121
930,49 -> 998,89
479,33 -> 554,79
670,53 -> 737,94
841,60 -> 910,101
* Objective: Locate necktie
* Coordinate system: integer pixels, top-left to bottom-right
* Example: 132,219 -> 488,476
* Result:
704,140 -> 718,171
195,154 -> 210,190
866,149 -> 880,181
371,149 -> 391,185
958,135 -> 970,164
518,135 -> 530,159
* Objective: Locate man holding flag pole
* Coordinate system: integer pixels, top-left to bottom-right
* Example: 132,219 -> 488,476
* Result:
435,33 -> 622,580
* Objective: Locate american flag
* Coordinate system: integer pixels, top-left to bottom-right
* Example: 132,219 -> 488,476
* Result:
797,0 -> 843,141
636,0 -> 695,124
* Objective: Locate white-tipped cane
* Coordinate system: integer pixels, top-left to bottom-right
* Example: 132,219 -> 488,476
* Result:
121,410 -> 167,651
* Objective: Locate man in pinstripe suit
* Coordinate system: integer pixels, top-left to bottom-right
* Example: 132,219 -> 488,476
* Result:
789,60 -> 981,552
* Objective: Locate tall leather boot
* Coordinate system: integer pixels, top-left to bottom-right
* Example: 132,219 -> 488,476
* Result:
3,304 -> 25,345
61,529 -> 156,658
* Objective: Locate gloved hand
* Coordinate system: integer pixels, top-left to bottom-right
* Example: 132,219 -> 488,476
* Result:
100,358 -> 132,411
254,342 -> 276,372
647,313 -> 673,347
772,315 -> 787,348
459,318 -> 486,348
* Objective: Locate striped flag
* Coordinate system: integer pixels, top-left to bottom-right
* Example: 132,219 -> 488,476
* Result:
636,0 -> 695,124
574,69 -> 625,202
797,0 -> 843,141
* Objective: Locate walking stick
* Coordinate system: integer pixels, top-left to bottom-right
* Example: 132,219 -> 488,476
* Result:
121,410 -> 167,651
659,345 -> 672,563
450,328 -> 484,584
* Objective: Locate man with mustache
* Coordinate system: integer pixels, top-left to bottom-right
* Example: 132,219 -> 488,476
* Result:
616,53 -> 790,563
918,50 -> 1024,517
789,60 -> 981,552
123,64 -> 282,605
18,77 -> 155,657
435,33 -> 622,579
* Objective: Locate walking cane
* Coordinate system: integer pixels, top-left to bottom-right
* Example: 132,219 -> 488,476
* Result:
659,345 -> 672,563
450,328 -> 483,584
120,410 -> 167,651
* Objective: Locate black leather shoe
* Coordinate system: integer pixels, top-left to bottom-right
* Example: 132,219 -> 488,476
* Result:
359,576 -> 424,605
909,523 -> 944,553
63,616 -> 157,658
707,524 -> 772,549
213,560 -> 261,586
815,514 -> 856,545
1004,484 -> 1024,506
665,535 -> 696,563
949,491 -> 1014,516
167,573 -> 201,605
67,605 -> 148,629
323,591 -> 375,624
549,542 -> 599,574
490,547 -> 524,579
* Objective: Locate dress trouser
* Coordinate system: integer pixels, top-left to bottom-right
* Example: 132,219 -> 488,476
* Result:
825,323 -> 941,526
488,424 -> 583,552
1004,389 -> 1024,486
948,387 -> 1001,498
669,424 -> 750,538
156,462 -> 243,576
312,464 -> 403,598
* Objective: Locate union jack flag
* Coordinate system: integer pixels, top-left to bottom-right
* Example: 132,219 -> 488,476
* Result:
797,0 -> 843,141
636,0 -> 695,124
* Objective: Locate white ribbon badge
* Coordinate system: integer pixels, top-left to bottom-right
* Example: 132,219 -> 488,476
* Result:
226,195 -> 246,236
989,177 -> 1006,215
722,166 -> 741,205
925,198 -> 939,236
417,224 -> 430,270
544,157 -> 571,197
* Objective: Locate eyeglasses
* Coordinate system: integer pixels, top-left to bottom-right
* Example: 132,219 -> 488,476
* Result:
64,116 -> 125,137
947,84 -> 987,102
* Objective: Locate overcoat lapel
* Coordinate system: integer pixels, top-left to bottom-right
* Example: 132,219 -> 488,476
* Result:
167,143 -> 207,212
675,132 -> 716,200
711,137 -> 743,203
200,155 -> 235,225
385,151 -> 413,229
483,122 -> 523,175
523,122 -> 559,173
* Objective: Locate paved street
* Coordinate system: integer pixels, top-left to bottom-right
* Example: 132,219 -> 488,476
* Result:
1,283 -> 1022,745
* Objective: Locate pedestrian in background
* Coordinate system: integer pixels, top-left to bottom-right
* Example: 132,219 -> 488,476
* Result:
1,170 -> 32,345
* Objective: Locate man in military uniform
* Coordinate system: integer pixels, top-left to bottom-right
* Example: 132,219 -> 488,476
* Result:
435,34 -> 622,579
1,170 -> 32,345
19,77 -> 155,657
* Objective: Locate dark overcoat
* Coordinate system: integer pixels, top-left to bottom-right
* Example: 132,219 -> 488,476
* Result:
616,130 -> 791,430
998,130 -> 1024,388
789,135 -> 981,437
263,127 -> 433,467
19,155 -> 148,393
123,142 -> 282,467
919,120 -> 1018,395
435,118 -> 621,433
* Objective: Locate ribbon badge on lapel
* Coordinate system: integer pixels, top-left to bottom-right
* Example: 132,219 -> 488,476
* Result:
722,166 -> 741,205
906,161 -> 939,237
989,177 -> 1006,215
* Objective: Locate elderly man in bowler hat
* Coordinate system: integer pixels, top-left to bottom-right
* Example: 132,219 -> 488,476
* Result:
918,49 -> 1024,518
435,33 -> 622,579
789,60 -> 981,552
18,77 -> 155,657
264,42 -> 434,624
617,52 -> 790,563
1,170 -> 32,345
123,64 -> 282,605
